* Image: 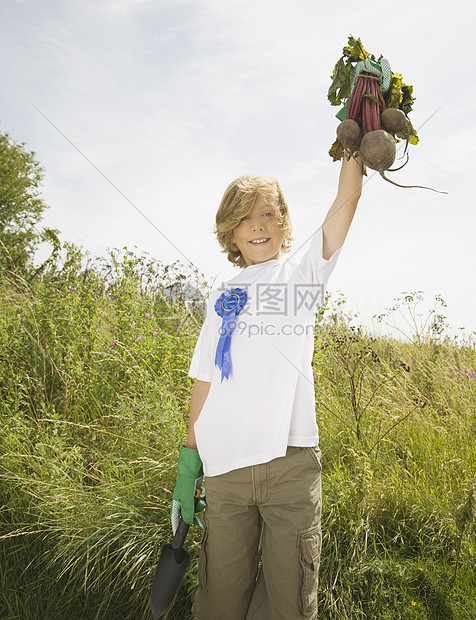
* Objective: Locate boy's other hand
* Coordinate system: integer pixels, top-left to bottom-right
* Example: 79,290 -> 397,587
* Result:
171,446 -> 206,534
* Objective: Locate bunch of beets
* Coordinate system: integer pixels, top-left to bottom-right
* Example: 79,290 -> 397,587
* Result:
337,72 -> 411,185
335,67 -> 446,193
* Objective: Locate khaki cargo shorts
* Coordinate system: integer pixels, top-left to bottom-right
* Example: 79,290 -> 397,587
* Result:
192,446 -> 322,620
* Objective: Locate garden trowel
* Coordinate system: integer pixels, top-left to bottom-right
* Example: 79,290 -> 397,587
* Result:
150,517 -> 191,618
150,490 -> 202,618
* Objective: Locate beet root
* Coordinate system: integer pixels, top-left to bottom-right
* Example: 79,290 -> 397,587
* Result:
336,119 -> 362,154
360,129 -> 447,193
359,130 -> 396,172
381,108 -> 409,138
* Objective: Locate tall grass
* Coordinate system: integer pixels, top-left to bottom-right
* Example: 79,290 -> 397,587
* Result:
315,300 -> 476,619
1,245 -> 475,619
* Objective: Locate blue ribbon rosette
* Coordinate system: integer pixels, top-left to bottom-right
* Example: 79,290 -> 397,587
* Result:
214,287 -> 247,381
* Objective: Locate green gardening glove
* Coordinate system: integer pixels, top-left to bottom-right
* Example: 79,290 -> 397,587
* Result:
170,446 -> 206,534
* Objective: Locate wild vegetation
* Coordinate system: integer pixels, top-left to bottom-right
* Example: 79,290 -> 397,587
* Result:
0,130 -> 474,618
1,245 -> 474,619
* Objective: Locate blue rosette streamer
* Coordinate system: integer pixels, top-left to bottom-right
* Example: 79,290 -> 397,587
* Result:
214,287 -> 247,381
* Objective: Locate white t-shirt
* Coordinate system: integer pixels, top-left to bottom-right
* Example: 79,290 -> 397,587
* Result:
188,228 -> 341,477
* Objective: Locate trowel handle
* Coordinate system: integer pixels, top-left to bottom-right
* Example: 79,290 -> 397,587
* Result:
172,519 -> 190,549
172,488 -> 201,549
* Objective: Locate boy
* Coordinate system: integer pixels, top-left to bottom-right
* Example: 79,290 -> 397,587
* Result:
172,155 -> 363,619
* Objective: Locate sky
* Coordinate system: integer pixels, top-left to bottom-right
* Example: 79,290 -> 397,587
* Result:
1,0 -> 475,338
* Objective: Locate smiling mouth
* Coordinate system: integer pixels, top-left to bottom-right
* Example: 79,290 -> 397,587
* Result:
249,238 -> 270,245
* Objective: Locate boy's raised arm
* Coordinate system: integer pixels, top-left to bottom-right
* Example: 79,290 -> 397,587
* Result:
322,155 -> 363,260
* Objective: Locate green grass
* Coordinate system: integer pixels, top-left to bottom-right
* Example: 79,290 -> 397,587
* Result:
1,244 -> 475,619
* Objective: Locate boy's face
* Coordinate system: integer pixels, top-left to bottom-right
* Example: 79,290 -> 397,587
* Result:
232,194 -> 284,267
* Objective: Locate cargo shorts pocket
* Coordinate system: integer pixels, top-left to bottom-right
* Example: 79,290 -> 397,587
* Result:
305,447 -> 322,472
298,525 -> 322,618
197,525 -> 209,593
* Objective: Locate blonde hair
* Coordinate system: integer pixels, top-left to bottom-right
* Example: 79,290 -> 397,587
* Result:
214,174 -> 293,269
